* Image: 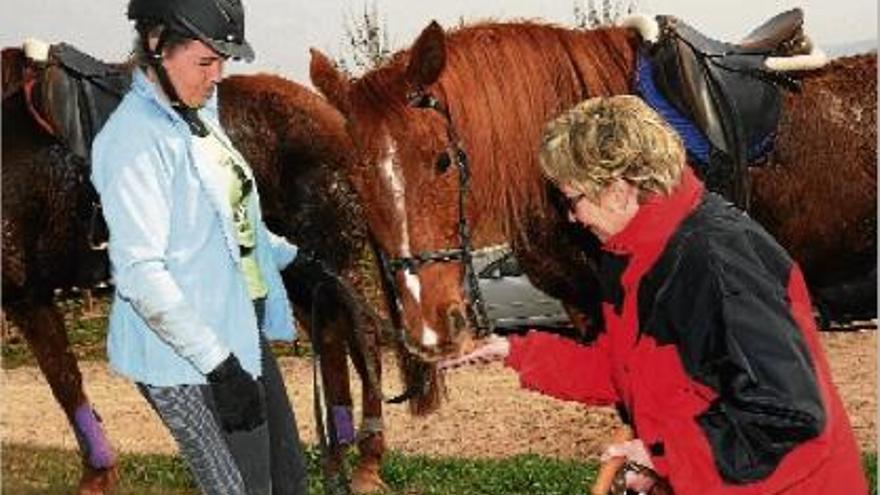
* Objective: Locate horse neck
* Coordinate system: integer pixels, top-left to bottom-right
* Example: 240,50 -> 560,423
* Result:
437,24 -> 639,244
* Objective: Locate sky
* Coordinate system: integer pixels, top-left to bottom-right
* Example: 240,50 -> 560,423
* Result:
2,0 -> 876,86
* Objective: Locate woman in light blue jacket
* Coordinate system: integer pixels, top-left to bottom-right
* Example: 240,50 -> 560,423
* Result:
91,1 -> 307,493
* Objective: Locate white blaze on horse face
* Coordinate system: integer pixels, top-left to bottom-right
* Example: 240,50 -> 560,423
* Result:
380,139 -> 421,302
380,136 -> 439,348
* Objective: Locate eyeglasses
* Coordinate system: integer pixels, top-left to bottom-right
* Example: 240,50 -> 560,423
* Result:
565,193 -> 586,214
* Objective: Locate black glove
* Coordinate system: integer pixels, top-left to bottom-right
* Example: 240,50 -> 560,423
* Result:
207,353 -> 265,433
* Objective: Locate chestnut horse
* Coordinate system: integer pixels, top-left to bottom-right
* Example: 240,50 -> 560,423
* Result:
310,20 -> 876,360
2,45 -> 439,494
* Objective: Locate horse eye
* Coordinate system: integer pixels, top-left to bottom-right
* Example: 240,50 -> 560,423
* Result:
435,152 -> 452,174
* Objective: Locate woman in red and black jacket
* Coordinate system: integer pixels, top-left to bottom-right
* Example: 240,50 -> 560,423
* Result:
442,96 -> 866,494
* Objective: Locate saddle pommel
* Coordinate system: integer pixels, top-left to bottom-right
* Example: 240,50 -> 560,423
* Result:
23,37 -> 51,63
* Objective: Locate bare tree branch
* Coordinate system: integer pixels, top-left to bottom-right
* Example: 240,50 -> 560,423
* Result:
336,1 -> 392,77
573,0 -> 640,28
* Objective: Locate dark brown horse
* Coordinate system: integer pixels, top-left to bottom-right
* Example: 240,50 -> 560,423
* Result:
2,45 -> 439,493
310,20 -> 876,361
2,46 -> 118,492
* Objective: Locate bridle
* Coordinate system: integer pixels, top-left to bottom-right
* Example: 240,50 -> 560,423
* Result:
375,85 -> 492,354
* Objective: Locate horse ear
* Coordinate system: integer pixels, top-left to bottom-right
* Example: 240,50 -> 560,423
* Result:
310,48 -> 352,116
406,20 -> 447,88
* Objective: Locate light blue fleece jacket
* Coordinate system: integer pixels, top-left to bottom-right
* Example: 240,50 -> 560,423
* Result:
91,69 -> 297,386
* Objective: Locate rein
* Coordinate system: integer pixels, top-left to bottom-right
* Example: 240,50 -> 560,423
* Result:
376,87 -> 492,347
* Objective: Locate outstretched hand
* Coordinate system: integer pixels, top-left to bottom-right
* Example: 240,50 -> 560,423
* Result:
439,334 -> 510,370
601,439 -> 658,494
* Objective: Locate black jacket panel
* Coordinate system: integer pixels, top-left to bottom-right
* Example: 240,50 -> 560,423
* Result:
637,193 -> 826,483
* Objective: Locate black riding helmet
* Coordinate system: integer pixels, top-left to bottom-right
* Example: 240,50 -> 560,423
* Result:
127,0 -> 254,62
126,0 -> 253,135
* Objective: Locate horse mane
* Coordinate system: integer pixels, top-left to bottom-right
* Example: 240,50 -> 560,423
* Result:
350,22 -> 639,243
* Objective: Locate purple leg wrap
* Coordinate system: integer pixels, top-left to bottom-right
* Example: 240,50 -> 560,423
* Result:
332,405 -> 356,445
73,404 -> 116,469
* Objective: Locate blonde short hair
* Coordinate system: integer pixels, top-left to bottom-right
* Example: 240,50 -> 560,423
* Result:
539,95 -> 685,200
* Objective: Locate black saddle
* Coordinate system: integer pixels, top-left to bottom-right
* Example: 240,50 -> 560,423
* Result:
39,43 -> 132,160
643,8 -> 811,208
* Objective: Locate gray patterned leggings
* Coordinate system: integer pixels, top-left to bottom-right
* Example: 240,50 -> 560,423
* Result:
139,336 -> 308,495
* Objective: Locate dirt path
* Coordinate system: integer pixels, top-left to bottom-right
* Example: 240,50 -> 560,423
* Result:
2,331 -> 875,460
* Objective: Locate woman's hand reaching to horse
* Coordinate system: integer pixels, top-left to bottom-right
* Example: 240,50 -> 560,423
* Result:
600,438 -> 663,494
439,334 -> 510,370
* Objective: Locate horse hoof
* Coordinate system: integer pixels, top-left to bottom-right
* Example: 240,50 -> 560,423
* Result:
77,464 -> 118,494
350,465 -> 387,494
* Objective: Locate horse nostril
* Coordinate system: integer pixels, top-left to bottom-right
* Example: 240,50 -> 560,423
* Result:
446,306 -> 468,336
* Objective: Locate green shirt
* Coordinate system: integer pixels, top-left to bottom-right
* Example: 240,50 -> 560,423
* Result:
196,124 -> 269,300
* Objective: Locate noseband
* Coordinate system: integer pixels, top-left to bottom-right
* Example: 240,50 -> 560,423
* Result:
376,87 -> 492,348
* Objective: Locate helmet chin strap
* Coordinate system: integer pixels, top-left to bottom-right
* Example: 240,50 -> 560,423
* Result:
142,31 -> 209,137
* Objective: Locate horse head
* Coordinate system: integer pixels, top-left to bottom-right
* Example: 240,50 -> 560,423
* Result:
311,20 -> 644,358
311,22 -> 486,361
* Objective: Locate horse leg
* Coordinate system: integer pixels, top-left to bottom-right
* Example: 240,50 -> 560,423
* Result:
5,298 -> 117,493
317,310 -> 358,493
811,267 -> 878,328
346,321 -> 386,494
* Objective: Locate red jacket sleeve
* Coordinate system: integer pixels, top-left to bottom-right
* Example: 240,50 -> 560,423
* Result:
504,331 -> 617,405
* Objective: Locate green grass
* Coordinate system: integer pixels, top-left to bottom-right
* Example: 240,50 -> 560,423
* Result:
3,444 -> 876,495
866,451 -> 878,495
2,443 -> 193,494
1,443 -> 597,495
379,451 -> 598,495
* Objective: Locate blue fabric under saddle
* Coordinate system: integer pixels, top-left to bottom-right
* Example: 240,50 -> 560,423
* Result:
635,51 -> 711,167
635,51 -> 775,169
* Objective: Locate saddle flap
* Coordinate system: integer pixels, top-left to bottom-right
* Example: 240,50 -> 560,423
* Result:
649,16 -> 784,158
42,64 -> 89,158
641,15 -> 790,207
